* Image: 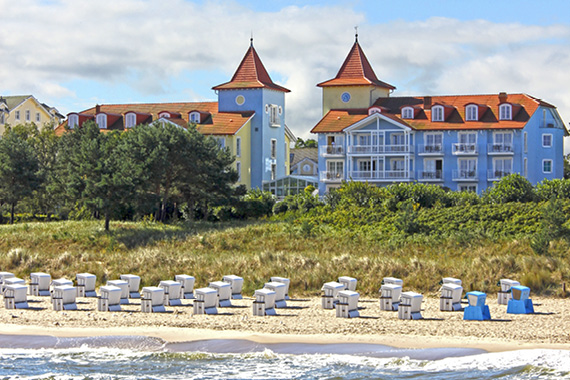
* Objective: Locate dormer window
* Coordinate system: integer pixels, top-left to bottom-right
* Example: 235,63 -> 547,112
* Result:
159,112 -> 171,119
465,105 -> 478,121
499,104 -> 512,120
432,105 -> 444,122
96,114 -> 107,129
68,114 -> 79,129
125,113 -> 136,128
189,112 -> 201,124
402,107 -> 414,119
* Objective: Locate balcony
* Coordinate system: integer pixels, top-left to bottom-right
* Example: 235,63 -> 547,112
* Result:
347,144 -> 414,155
488,170 -> 513,181
320,171 -> 344,182
452,144 -> 478,155
487,143 -> 514,155
418,170 -> 443,182
417,144 -> 444,156
452,170 -> 478,181
349,170 -> 414,181
319,145 -> 345,156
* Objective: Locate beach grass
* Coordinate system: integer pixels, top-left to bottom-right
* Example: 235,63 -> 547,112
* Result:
1,220 -> 569,297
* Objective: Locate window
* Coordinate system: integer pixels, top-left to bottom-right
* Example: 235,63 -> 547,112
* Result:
494,158 -> 512,177
236,137 -> 241,157
402,107 -> 414,119
327,161 -> 343,179
465,105 -> 478,121
524,158 -> 528,177
432,106 -> 444,122
391,159 -> 405,171
125,113 -> 136,128
499,104 -> 512,120
458,184 -> 477,192
358,160 -> 372,172
96,114 -> 107,129
271,163 -> 276,180
269,105 -> 279,126
425,133 -> 443,151
68,114 -> 78,129
458,158 -> 477,178
543,134 -> 552,147
0,113 -> 4,124
25,110 -> 30,121
189,112 -> 200,124
493,132 -> 513,152
459,132 -> 476,145
218,137 -> 226,149
15,111 -> 20,120
36,112 -> 40,122
543,159 -> 552,173
270,139 -> 276,159
236,161 -> 241,182
524,132 -> 528,153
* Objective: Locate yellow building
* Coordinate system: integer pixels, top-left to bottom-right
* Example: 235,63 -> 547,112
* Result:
0,95 -> 63,135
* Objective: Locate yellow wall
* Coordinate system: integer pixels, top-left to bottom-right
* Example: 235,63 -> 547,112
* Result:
231,120 -> 252,189
284,133 -> 291,175
0,97 -> 59,136
322,85 -> 391,115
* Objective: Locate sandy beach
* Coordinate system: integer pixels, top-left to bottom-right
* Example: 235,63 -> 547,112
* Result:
1,294 -> 570,352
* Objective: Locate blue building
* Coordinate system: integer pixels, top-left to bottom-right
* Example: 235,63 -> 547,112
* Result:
311,36 -> 567,194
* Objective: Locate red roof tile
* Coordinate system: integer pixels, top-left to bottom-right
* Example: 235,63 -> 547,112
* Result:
317,40 -> 395,89
212,42 -> 290,93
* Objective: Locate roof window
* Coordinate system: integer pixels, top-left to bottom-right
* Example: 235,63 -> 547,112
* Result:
499,104 -> 512,120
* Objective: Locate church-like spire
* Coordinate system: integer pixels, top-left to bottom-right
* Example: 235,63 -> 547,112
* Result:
213,39 -> 290,93
317,35 -> 395,90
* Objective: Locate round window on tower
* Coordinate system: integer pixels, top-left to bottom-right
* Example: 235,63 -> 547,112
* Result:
235,95 -> 245,106
341,92 -> 351,103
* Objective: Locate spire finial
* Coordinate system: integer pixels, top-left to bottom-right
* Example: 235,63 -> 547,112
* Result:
250,31 -> 254,47
355,26 -> 358,42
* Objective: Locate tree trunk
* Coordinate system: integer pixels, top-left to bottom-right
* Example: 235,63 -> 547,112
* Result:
104,211 -> 110,231
10,202 -> 15,224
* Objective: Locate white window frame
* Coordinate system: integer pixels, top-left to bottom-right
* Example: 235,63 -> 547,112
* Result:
125,113 -> 137,128
458,158 -> 477,176
493,157 -> 513,175
542,134 -> 552,148
15,110 -> 20,120
499,104 -> 512,120
270,139 -> 277,159
68,114 -> 78,129
458,132 -> 477,147
36,112 -> 40,122
236,161 -> 241,182
432,105 -> 444,122
189,112 -> 200,124
218,137 -> 226,149
159,112 -> 171,119
96,114 -> 107,129
236,137 -> 241,157
465,105 -> 478,121
327,160 -> 344,177
524,132 -> 528,153
269,105 -> 279,126
425,132 -> 443,149
0,113 -> 4,124
543,159 -> 553,174
402,107 -> 414,119
271,163 -> 276,180
458,184 -> 477,192
25,110 -> 30,121
524,157 -> 528,177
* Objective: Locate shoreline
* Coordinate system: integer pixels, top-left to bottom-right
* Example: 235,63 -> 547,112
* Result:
2,295 -> 570,353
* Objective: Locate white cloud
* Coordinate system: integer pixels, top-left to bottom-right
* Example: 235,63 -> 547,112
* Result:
1,0 -> 569,145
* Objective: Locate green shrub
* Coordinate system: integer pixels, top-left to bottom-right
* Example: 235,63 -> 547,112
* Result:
483,174 -> 535,204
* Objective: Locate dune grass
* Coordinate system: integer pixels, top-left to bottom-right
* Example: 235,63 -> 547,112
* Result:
1,219 -> 569,297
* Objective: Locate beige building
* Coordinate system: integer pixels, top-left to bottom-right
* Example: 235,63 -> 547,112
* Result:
0,95 -> 63,135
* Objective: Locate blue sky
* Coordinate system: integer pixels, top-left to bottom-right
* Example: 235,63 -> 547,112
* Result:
1,0 -> 570,143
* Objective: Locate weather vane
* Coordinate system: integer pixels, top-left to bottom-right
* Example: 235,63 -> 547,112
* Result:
355,26 -> 358,41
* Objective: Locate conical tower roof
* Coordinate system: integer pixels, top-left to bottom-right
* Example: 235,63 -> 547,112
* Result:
317,37 -> 395,89
213,39 -> 290,93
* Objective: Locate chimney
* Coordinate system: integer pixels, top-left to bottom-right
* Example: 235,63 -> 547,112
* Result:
423,96 -> 432,109
498,92 -> 508,104
95,104 -> 101,114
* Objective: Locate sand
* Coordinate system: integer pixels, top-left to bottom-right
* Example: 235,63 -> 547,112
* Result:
1,294 -> 570,352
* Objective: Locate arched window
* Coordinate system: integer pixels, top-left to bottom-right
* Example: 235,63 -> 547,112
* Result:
431,105 -> 444,122
465,105 -> 478,121
125,113 -> 137,128
96,114 -> 107,129
401,107 -> 414,119
189,112 -> 200,124
68,114 -> 79,129
159,112 -> 171,119
499,104 -> 512,120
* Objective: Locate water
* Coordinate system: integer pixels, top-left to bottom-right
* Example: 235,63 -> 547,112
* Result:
0,335 -> 569,379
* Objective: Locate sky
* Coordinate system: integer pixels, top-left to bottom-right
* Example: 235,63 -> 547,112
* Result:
2,0 -> 570,146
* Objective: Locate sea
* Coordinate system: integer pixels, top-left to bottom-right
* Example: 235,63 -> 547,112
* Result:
0,334 -> 569,379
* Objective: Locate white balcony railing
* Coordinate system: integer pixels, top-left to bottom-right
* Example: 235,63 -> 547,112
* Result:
418,170 -> 443,181
319,145 -> 345,156
488,170 -> 513,181
347,145 -> 414,154
417,144 -> 444,155
487,143 -> 514,154
452,170 -> 478,181
320,171 -> 344,181
349,170 -> 414,181
452,144 -> 478,155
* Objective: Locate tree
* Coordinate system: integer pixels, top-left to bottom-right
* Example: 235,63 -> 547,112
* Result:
294,137 -> 317,149
483,174 -> 535,204
0,129 -> 40,223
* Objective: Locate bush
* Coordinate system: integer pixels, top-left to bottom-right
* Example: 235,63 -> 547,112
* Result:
483,174 -> 535,204
535,178 -> 570,201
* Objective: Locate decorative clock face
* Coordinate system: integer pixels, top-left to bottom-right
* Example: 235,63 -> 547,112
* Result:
303,164 -> 311,172
235,95 -> 245,106
341,92 -> 351,103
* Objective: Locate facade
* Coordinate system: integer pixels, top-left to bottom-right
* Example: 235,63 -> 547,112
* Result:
0,95 -> 63,135
290,148 -> 318,176
311,36 -> 567,194
58,40 -> 292,190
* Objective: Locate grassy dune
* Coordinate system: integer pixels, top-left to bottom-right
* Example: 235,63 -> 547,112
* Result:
1,220 -> 569,297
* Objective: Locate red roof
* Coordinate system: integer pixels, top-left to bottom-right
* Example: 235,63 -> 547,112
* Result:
311,93 -> 550,133
56,102 -> 254,136
317,40 -> 395,89
212,42 -> 290,93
